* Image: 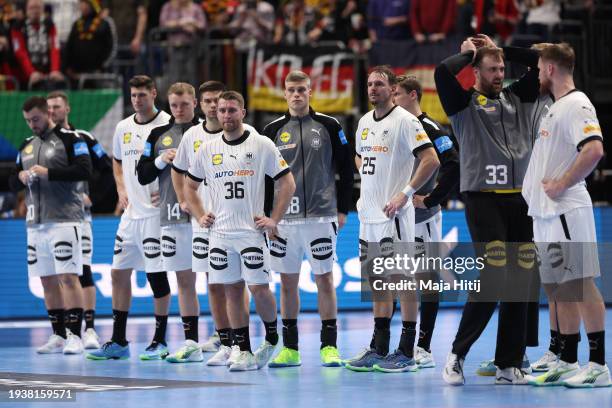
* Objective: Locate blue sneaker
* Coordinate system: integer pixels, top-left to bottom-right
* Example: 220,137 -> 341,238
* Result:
374,350 -> 418,373
477,354 -> 531,376
139,341 -> 169,361
86,341 -> 130,360
344,349 -> 385,372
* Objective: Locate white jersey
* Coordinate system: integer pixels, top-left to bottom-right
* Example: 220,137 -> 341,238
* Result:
355,106 -> 433,223
173,121 -> 257,228
188,128 -> 290,236
522,91 -> 602,219
113,110 -> 171,219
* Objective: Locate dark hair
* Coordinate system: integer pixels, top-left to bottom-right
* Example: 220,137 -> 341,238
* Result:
369,65 -> 397,85
219,91 -> 245,109
199,81 -> 226,96
539,42 -> 575,73
128,75 -> 156,90
46,91 -> 69,104
397,75 -> 423,102
22,96 -> 48,113
473,47 -> 505,67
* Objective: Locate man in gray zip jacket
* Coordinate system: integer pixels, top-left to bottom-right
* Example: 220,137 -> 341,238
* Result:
435,34 -> 540,385
10,96 -> 92,355
262,70 -> 354,368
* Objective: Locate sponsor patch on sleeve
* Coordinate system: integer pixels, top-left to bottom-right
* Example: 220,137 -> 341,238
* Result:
583,123 -> 601,136
143,142 -> 152,157
92,143 -> 106,158
338,129 -> 348,145
434,135 -> 453,153
74,142 -> 89,156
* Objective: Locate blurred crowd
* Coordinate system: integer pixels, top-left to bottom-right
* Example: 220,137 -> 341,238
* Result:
0,0 -> 597,90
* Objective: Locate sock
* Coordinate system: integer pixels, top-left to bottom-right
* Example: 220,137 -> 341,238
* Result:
320,319 -> 337,349
48,309 -> 66,339
587,331 -> 605,365
66,308 -> 83,338
264,319 -> 279,345
218,328 -> 232,347
371,317 -> 391,356
234,326 -> 251,352
84,310 -> 95,330
399,321 -> 417,358
153,315 -> 168,345
549,329 -> 560,354
560,333 -> 580,364
182,316 -> 199,342
282,319 -> 298,350
417,298 -> 439,352
111,309 -> 128,346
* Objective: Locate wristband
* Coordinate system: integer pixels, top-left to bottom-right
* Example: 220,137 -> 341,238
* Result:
401,185 -> 415,197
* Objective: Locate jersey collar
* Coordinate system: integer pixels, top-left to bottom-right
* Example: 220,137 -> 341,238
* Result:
222,130 -> 250,146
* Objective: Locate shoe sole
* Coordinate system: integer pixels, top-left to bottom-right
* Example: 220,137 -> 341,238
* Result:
86,355 -> 129,360
417,361 -> 436,368
565,382 -> 612,389
139,354 -> 169,361
345,364 -> 375,372
322,361 -> 342,367
373,365 -> 417,373
531,366 -> 552,372
166,358 -> 204,363
529,381 -> 565,386
269,362 -> 302,368
443,371 -> 465,386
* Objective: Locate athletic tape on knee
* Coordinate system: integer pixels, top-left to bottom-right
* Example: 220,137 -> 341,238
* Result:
147,272 -> 170,298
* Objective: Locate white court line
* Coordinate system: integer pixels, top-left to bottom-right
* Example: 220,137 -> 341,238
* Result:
0,316 -> 188,329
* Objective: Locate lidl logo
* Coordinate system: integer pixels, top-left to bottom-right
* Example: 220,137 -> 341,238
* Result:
477,95 -> 488,106
280,159 -> 288,167
280,132 -> 291,143
212,154 -> 223,165
193,140 -> 202,153
583,124 -> 601,134
416,133 -> 428,142
123,133 -> 132,144
24,144 -> 33,154
361,128 -> 369,140
162,136 -> 173,146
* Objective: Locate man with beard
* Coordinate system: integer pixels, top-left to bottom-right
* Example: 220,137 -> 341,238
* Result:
434,34 -> 540,385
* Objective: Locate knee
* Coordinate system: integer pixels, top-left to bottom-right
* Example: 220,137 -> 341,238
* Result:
176,272 -> 195,291
59,274 -> 79,289
315,273 -> 334,294
208,283 -> 226,297
280,275 -> 299,295
111,269 -> 131,286
147,272 -> 170,298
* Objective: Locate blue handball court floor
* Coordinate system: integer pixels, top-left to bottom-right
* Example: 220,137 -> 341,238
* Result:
0,309 -> 610,408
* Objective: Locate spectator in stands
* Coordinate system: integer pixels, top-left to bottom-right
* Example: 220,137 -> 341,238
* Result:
159,0 -> 206,87
10,0 -> 65,89
273,0 -> 323,45
201,0 -> 238,29
316,0 -> 360,45
367,0 -> 411,42
45,0 -> 80,45
101,0 -> 147,57
229,0 -> 275,50
524,0 -> 561,42
64,0 -> 117,85
411,0 -> 456,43
492,0 -> 520,43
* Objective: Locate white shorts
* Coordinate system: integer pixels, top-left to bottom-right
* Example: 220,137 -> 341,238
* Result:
192,227 -> 210,273
81,221 -> 93,266
27,223 -> 83,277
359,208 -> 415,265
208,232 -> 271,285
270,222 -> 338,275
534,206 -> 600,284
414,211 -> 443,274
161,223 -> 193,272
112,215 -> 163,273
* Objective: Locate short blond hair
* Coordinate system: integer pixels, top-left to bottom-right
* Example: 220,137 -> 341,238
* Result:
219,91 -> 245,108
285,70 -> 311,87
167,82 -> 196,97
538,43 -> 575,73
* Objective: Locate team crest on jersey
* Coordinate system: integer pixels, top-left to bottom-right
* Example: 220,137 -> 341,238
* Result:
123,133 -> 132,144
193,140 -> 202,152
212,153 -> 223,165
477,95 -> 488,106
24,144 -> 33,154
280,131 -> 291,143
162,135 -> 173,147
361,128 -> 369,140
311,136 -> 321,149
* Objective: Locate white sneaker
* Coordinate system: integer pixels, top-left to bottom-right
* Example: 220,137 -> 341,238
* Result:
415,346 -> 435,368
496,367 -> 529,385
63,333 -> 84,355
226,345 -> 241,366
201,331 -> 221,352
207,345 -> 232,366
166,339 -> 204,363
37,334 -> 65,354
442,353 -> 465,386
253,341 -> 276,369
229,350 -> 258,371
527,360 -> 580,386
530,350 -> 558,372
83,328 -> 101,350
564,362 -> 612,388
